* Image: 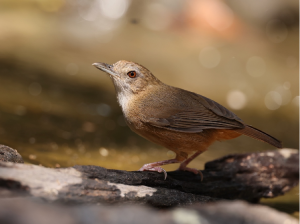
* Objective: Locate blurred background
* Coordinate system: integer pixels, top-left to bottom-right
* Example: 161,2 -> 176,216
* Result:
0,0 -> 298,215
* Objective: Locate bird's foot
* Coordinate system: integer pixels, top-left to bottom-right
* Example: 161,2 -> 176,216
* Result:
177,166 -> 203,181
138,165 -> 167,180
138,159 -> 179,180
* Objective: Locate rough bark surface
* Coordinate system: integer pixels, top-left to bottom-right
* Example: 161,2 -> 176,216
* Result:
0,144 -> 23,163
0,148 -> 298,207
74,148 -> 299,203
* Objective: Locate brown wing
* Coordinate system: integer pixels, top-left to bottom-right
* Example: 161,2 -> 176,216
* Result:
144,91 -> 245,133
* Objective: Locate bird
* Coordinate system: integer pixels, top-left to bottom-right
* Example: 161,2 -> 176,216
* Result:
92,60 -> 282,180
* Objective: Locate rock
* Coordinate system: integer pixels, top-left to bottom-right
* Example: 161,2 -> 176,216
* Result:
0,145 -> 23,163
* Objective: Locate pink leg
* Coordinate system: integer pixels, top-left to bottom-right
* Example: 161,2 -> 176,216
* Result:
178,151 -> 204,181
138,159 -> 179,180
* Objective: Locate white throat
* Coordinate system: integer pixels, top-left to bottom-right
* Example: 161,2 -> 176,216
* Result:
117,91 -> 130,115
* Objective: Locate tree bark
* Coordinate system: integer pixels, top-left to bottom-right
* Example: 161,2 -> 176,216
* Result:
0,148 -> 298,207
0,144 -> 23,163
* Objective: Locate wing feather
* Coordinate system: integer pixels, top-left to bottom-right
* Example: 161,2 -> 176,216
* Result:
144,91 -> 245,133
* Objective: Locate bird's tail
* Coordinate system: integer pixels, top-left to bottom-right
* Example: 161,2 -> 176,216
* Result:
235,125 -> 282,148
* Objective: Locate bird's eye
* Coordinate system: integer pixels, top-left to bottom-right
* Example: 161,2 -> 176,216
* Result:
127,71 -> 136,78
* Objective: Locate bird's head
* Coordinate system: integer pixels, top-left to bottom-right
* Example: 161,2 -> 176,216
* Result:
93,60 -> 161,96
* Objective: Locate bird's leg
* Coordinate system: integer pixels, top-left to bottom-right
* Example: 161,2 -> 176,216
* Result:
178,151 -> 204,181
138,159 -> 179,180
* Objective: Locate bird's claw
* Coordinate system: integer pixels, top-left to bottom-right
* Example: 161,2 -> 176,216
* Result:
138,165 -> 168,180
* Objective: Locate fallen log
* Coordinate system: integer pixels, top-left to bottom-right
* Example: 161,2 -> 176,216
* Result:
0,148 -> 298,207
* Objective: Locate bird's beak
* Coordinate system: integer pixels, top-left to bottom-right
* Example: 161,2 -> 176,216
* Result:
92,62 -> 119,78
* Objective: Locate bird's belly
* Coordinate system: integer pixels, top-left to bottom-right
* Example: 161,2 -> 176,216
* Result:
126,117 -> 242,161
131,122 -> 237,149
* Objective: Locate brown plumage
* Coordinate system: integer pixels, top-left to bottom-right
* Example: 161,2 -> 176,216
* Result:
93,60 -> 282,180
